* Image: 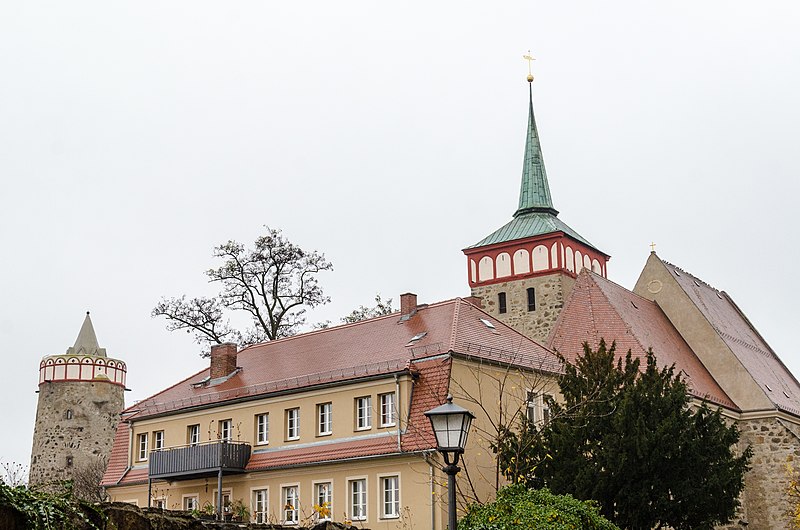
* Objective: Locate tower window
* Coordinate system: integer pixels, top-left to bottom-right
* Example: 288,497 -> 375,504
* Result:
65,409 -> 73,420
527,288 -> 536,311
66,456 -> 73,467
498,292 -> 507,314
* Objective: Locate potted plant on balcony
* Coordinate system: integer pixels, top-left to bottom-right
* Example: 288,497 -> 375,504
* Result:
199,501 -> 215,521
230,498 -> 250,522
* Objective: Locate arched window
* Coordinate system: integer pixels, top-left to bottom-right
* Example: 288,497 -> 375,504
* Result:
532,245 -> 549,271
478,256 -> 494,281
513,249 -> 530,275
496,253 -> 511,278
565,247 -> 575,272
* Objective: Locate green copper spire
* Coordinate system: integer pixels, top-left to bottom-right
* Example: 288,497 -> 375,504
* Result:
514,82 -> 558,217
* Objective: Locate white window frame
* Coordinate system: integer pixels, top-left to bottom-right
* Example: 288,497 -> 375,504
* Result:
348,477 -> 368,521
182,494 -> 199,512
251,487 -> 269,524
379,392 -> 396,427
219,419 -> 232,441
153,430 -> 165,451
526,391 -> 552,424
313,480 -> 333,521
153,497 -> 166,509
379,474 -> 400,519
318,403 -> 332,436
212,488 -> 232,513
256,413 -> 269,445
137,433 -> 148,461
187,424 -> 200,446
286,408 -> 300,441
355,396 -> 372,430
282,484 -> 300,525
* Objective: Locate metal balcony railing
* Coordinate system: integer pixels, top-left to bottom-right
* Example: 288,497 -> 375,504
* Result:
149,440 -> 251,480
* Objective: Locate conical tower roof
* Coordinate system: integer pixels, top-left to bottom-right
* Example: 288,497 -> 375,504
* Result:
66,312 -> 107,357
466,80 -> 601,253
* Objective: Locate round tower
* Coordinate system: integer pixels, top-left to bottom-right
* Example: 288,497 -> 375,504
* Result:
29,312 -> 126,490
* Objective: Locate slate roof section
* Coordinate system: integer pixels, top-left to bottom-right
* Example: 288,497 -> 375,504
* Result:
662,261 -> 800,416
548,271 -> 737,410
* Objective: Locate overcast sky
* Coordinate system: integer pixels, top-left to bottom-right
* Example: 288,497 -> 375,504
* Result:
1,1 -> 798,469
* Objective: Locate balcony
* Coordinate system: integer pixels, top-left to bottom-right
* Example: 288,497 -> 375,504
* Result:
149,440 -> 251,480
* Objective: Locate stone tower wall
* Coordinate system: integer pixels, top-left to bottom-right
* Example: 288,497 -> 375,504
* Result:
29,380 -> 124,487
470,272 -> 575,344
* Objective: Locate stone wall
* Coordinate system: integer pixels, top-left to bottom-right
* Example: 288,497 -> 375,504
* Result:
0,501 -> 368,530
29,380 -> 124,487
725,417 -> 800,529
471,272 -> 575,344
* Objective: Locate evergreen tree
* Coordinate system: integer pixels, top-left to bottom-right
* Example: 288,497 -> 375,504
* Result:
497,339 -> 752,530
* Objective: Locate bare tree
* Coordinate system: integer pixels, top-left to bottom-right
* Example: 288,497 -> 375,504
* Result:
0,462 -> 28,487
153,227 -> 333,354
71,456 -> 109,503
341,294 -> 394,323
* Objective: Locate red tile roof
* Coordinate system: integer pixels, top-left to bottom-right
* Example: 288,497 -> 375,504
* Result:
548,271 -> 737,410
662,261 -> 800,416
124,299 -> 557,421
104,298 -> 559,487
100,420 -> 131,486
247,435 -> 401,471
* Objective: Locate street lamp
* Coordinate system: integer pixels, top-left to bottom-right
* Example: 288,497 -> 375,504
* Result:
424,395 -> 475,530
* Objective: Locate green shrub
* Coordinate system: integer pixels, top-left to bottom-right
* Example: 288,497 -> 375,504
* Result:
459,484 -> 619,530
0,481 -> 103,530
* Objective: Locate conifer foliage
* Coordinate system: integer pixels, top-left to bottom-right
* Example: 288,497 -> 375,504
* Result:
496,339 -> 752,530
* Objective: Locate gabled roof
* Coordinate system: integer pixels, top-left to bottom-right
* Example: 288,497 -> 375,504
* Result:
548,271 -> 737,410
102,299 -> 560,487
123,298 -> 558,421
659,260 -> 800,416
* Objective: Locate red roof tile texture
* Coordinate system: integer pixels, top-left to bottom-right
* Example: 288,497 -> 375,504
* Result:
125,299 -> 557,421
104,298 -> 559,486
662,261 -> 800,415
100,420 -> 131,486
548,271 -> 737,410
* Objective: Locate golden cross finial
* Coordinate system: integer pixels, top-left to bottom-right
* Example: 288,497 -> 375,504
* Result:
650,242 -> 657,253
523,50 -> 535,82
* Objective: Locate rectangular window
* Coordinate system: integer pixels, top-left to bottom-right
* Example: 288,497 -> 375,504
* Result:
498,292 -> 507,314
183,495 -> 198,511
137,433 -> 148,461
315,482 -> 332,521
379,392 -> 396,427
253,489 -> 268,523
218,419 -> 232,441
356,396 -> 372,430
153,431 -> 165,451
154,498 -> 165,509
349,479 -> 367,521
187,424 -> 199,446
381,476 -> 400,518
526,391 -> 552,424
318,403 -> 332,436
286,408 -> 300,440
527,287 -> 536,311
256,413 -> 269,445
283,485 -> 299,524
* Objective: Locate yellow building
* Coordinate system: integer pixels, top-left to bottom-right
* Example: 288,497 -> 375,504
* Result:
101,294 -> 560,528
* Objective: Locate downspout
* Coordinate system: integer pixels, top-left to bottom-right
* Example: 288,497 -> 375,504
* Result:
430,460 -> 436,530
395,374 -> 402,452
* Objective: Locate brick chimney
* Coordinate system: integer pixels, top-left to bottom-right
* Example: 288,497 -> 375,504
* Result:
210,343 -> 238,379
464,296 -> 484,309
400,293 -> 418,316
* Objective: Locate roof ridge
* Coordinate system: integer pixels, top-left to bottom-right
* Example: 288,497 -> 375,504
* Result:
449,299 -> 462,351
123,364 -> 210,414
660,258 -> 722,292
585,269 -> 659,306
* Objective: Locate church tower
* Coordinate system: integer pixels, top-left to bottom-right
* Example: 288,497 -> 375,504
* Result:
464,73 -> 610,343
29,313 -> 126,489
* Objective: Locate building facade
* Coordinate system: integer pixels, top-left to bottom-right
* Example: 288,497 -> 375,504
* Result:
101,296 -> 561,528
30,313 -> 126,489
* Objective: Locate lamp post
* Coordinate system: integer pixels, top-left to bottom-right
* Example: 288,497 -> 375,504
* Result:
424,395 -> 475,530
